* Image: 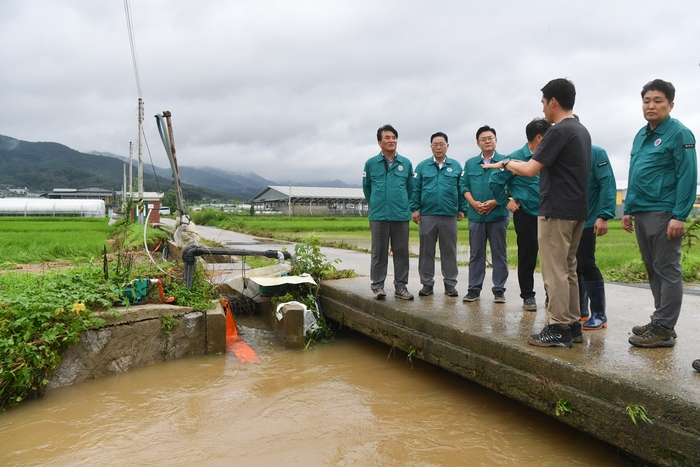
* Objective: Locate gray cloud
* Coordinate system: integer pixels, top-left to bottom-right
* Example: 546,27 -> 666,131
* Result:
1,0 -> 699,186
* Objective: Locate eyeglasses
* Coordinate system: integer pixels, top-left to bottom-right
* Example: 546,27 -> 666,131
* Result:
430,142 -> 447,148
478,136 -> 496,143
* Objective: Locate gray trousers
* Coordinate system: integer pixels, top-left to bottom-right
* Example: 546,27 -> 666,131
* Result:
468,217 -> 509,294
634,211 -> 684,329
370,220 -> 410,291
418,215 -> 459,288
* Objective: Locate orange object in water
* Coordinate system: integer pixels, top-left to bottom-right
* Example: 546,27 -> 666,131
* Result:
222,298 -> 259,362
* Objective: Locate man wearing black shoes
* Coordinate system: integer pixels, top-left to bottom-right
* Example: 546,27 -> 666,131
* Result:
483,78 -> 591,348
411,132 -> 466,298
623,79 -> 697,348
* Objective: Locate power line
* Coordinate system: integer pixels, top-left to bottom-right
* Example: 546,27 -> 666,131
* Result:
123,0 -> 142,98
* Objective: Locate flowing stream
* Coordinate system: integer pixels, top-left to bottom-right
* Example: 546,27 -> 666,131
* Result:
0,315 -> 632,466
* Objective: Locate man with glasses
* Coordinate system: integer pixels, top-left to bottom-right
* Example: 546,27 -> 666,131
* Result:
410,132 -> 466,297
460,126 -> 509,303
363,124 -> 415,301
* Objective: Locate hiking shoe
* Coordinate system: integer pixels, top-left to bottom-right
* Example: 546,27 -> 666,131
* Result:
463,290 -> 480,302
569,321 -> 582,344
394,287 -> 414,300
582,315 -> 607,330
373,289 -> 386,300
418,285 -> 434,296
628,322 -> 675,348
527,324 -> 573,348
444,285 -> 459,297
523,297 -> 537,312
580,313 -> 589,322
494,292 -> 506,303
693,359 -> 700,372
632,321 -> 677,339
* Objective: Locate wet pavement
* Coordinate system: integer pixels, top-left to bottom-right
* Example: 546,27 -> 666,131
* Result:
160,219 -> 700,465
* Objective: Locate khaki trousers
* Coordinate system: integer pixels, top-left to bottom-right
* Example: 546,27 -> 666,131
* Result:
538,217 -> 584,326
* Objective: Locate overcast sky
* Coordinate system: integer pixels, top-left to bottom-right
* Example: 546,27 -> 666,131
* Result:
1,0 -> 699,186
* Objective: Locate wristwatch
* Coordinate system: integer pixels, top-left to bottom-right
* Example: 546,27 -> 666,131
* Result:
501,158 -> 512,168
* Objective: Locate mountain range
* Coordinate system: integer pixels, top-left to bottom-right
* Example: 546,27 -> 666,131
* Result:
0,135 -> 357,201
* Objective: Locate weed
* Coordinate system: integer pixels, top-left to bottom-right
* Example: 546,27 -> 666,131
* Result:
555,399 -> 572,416
406,346 -> 417,369
159,314 -> 180,358
626,405 -> 652,426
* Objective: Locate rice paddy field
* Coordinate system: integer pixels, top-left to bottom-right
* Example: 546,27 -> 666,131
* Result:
0,218 -> 114,267
190,210 -> 700,283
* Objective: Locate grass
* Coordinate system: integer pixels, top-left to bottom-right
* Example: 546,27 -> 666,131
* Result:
190,210 -> 700,283
0,218 -> 115,266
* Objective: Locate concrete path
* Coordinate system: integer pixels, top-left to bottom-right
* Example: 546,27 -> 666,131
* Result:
160,219 -> 700,465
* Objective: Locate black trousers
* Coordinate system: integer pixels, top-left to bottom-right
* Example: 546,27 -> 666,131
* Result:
576,227 -> 603,282
513,209 -> 538,299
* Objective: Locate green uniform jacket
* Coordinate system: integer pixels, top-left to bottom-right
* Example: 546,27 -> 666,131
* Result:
585,145 -> 617,229
488,144 -> 540,217
409,156 -> 467,216
363,153 -> 414,221
624,117 -> 697,222
460,152 -> 509,223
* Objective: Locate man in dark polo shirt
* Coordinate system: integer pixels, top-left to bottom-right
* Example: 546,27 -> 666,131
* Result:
483,78 -> 591,348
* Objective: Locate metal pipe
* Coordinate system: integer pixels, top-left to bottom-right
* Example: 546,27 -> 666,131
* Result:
182,246 -> 294,289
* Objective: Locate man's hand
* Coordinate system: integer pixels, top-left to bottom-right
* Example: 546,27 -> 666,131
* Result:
593,218 -> 608,236
622,215 -> 634,233
668,219 -> 685,239
411,211 -> 420,224
457,212 -> 464,221
506,199 -> 520,213
480,199 -> 498,215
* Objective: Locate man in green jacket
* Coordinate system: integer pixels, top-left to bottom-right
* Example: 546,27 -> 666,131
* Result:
461,125 -> 509,303
410,132 -> 466,297
576,144 -> 617,331
622,79 -> 697,348
489,118 -> 551,311
363,124 -> 414,301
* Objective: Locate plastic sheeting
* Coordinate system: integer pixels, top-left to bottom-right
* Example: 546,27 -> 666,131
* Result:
0,198 -> 105,217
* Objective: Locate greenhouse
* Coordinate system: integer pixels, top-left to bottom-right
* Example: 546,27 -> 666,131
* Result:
0,198 -> 106,218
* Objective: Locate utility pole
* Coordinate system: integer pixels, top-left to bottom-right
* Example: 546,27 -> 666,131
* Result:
288,181 -> 292,217
137,98 -> 144,224
122,163 -> 127,210
128,141 -> 133,202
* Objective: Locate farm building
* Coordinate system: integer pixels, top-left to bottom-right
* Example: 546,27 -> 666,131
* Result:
251,186 -> 367,216
0,198 -> 105,218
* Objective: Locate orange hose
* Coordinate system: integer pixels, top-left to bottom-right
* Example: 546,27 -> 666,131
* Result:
222,298 -> 258,362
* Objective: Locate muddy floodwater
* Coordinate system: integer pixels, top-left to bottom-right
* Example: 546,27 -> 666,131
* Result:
0,316 -> 632,466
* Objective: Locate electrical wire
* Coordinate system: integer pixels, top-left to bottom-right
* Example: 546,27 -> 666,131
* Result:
123,0 -> 143,98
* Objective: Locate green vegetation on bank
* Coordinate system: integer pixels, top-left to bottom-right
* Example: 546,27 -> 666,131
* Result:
0,218 -> 216,412
189,209 -> 700,283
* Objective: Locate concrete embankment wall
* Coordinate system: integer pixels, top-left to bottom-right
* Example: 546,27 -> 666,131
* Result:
319,278 -> 700,467
48,303 -> 225,390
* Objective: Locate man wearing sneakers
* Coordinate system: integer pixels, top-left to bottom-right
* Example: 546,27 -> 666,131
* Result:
622,79 -> 697,348
411,132 -> 466,298
460,126 -> 509,304
483,78 -> 591,348
577,144 -> 616,331
489,118 -> 551,312
363,124 -> 415,301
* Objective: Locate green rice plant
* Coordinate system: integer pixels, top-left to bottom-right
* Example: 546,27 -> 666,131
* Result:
0,218 -> 114,264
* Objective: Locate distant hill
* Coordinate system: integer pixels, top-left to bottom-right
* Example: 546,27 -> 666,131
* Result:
0,135 -> 274,201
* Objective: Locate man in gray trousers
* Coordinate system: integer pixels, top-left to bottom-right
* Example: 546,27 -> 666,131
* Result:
410,132 -> 466,297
